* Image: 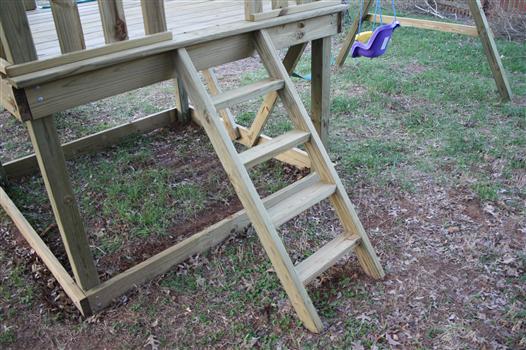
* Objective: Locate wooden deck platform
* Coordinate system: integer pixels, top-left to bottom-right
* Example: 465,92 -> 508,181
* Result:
27,0 -> 273,59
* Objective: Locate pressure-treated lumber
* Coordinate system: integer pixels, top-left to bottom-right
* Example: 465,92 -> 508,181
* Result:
212,79 -> 285,110
140,0 -> 167,35
23,0 -> 37,11
4,32 -> 173,77
0,0 -> 37,64
202,69 -> 240,140
239,129 -> 310,169
86,172 -> 321,312
247,43 -> 307,146
468,0 -> 512,101
173,47 -> 324,332
26,117 -> 100,290
296,234 -> 361,285
249,1 -> 336,22
268,180 -> 336,227
365,14 -> 478,36
255,29 -> 384,279
336,0 -> 374,67
244,0 -> 263,21
311,36 -> 331,145
4,109 -> 175,178
272,0 -> 289,9
50,0 -> 86,53
0,186 -> 89,314
97,0 -> 128,43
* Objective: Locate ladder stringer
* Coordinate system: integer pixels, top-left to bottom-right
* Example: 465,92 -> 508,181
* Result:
254,29 -> 385,279
172,48 -> 324,333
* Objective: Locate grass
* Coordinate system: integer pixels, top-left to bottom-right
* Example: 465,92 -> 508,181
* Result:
0,11 -> 525,350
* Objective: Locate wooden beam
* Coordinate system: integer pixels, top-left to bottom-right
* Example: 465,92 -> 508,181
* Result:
4,32 -> 172,77
365,14 -> 478,36
26,116 -> 100,290
245,0 -> 263,21
468,0 -> 512,101
250,1 -> 337,22
4,109 -> 175,178
50,0 -> 86,54
0,0 -> 37,64
0,186 -> 89,314
311,36 -> 330,145
272,0 -> 289,9
97,0 -> 128,44
336,0 -> 374,67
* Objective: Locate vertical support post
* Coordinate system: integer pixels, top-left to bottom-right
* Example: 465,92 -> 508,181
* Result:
50,0 -> 86,53
0,0 -> 99,290
468,0 -> 512,101
97,0 -> 128,44
26,117 -> 100,290
311,37 -> 331,146
139,0 -> 190,123
245,0 -> 263,21
272,0 -> 288,9
336,0 -> 374,67
23,0 -> 37,11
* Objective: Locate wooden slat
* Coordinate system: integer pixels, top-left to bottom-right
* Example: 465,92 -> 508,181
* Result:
250,1 -> 336,22
311,36 -> 330,145
336,0 -> 374,67
4,109 -> 174,178
239,129 -> 310,168
365,14 -> 478,36
468,0 -> 512,101
295,234 -> 361,285
50,0 -> 86,53
97,0 -> 128,43
202,68 -> 240,140
0,0 -> 38,64
140,0 -> 167,34
255,30 -> 385,279
212,79 -> 284,110
4,32 -> 173,77
245,0 -> 263,21
85,172 -> 320,312
26,116 -> 100,290
267,180 -> 336,227
272,0 -> 289,9
173,47 -> 323,332
23,0 -> 37,11
247,43 -> 306,146
0,186 -> 89,314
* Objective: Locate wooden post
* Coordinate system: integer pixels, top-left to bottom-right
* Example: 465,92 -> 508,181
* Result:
26,117 -> 100,290
468,0 -> 512,101
139,0 -> 190,123
245,0 -> 263,21
311,37 -> 330,145
336,0 -> 374,67
272,0 -> 288,9
50,0 -> 86,53
23,0 -> 37,11
0,0 -> 99,290
97,0 -> 128,43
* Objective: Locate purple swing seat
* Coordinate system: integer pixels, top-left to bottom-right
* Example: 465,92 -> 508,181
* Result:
351,21 -> 400,59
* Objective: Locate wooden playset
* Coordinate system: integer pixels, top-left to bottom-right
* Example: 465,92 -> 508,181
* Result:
0,0 -> 385,332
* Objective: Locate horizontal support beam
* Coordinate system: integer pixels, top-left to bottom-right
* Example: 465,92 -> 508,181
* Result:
0,186 -> 89,314
365,14 -> 478,36
4,107 -> 310,179
85,166 -> 313,312
249,1 -> 337,21
20,13 -> 339,119
4,108 -> 175,178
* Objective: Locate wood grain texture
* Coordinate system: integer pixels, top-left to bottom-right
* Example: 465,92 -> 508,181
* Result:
311,36 -> 330,145
141,0 -> 167,34
365,14 -> 478,36
97,0 -> 128,43
50,0 -> 86,53
468,0 -> 512,101
212,79 -> 284,110
26,116 -> 100,290
0,0 -> 38,63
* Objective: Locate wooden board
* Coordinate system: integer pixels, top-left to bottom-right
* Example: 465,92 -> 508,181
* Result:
365,14 -> 478,36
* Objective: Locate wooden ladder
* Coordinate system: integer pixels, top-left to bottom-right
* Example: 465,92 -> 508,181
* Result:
172,29 -> 385,333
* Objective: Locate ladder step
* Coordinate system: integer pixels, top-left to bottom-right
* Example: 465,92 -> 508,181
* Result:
296,234 -> 361,285
239,130 -> 310,169
267,178 -> 336,227
212,78 -> 285,110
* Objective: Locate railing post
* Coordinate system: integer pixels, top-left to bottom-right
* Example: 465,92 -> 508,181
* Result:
98,0 -> 128,43
50,0 -> 86,53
